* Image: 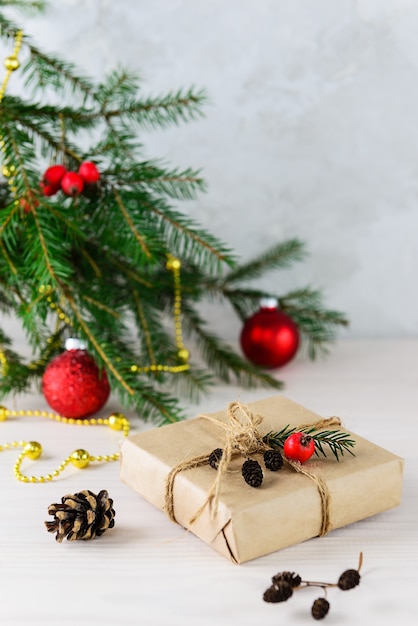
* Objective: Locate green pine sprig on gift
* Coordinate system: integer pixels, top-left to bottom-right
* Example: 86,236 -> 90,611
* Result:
263,425 -> 356,461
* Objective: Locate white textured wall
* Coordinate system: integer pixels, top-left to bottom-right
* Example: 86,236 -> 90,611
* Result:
3,0 -> 418,339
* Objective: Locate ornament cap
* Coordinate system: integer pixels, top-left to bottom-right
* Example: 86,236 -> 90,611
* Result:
65,337 -> 88,351
259,297 -> 279,309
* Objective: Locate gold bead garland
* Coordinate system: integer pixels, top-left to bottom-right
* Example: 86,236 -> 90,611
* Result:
0,405 -> 130,483
130,255 -> 190,374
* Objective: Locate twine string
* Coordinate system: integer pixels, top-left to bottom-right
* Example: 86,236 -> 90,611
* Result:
285,459 -> 331,536
164,401 -> 341,536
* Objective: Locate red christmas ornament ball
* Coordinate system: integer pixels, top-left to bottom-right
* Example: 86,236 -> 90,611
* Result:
240,298 -> 300,369
42,339 -> 111,418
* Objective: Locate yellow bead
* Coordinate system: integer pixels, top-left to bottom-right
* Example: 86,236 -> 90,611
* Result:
1,165 -> 11,177
4,56 -> 20,71
24,441 -> 42,460
166,257 -> 181,271
70,449 -> 90,469
0,406 -> 8,421
177,348 -> 190,362
108,412 -> 127,431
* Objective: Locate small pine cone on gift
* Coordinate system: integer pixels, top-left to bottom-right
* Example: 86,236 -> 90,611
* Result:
311,597 -> 330,620
208,448 -> 223,470
263,582 -> 293,603
337,569 -> 361,590
242,459 -> 263,487
45,489 -> 115,542
264,449 -> 283,472
272,571 -> 302,589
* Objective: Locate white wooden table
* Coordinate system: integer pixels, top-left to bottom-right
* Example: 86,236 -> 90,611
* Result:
0,339 -> 416,625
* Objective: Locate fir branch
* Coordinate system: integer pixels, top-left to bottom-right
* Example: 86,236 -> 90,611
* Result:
100,87 -> 208,130
0,283 -> 14,310
1,97 -> 82,163
100,250 -> 153,288
166,364 -> 214,405
223,239 -> 307,285
218,286 -> 273,321
128,383 -> 186,424
263,425 -> 356,461
146,200 -> 236,271
122,162 -> 207,201
81,294 -> 120,318
112,188 -> 152,259
23,44 -> 95,99
278,287 -> 349,359
0,327 -> 67,398
0,239 -> 17,275
182,301 -> 283,390
131,286 -> 157,364
5,95 -> 98,132
96,67 -> 141,111
61,286 -> 137,397
0,1 -> 45,12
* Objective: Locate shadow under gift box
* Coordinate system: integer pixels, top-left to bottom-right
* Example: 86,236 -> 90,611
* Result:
119,395 -> 404,564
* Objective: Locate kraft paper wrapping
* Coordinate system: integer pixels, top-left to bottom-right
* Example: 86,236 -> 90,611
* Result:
119,395 -> 404,563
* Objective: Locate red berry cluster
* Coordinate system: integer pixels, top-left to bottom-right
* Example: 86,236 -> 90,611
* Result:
40,161 -> 100,198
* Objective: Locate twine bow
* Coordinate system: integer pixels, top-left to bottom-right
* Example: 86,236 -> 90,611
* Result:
164,401 -> 342,537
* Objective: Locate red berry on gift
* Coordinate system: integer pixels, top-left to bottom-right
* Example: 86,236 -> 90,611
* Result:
43,164 -> 67,187
283,432 -> 315,463
78,161 -> 100,184
61,171 -> 84,196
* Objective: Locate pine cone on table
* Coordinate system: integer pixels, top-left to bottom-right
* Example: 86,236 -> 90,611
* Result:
45,489 -> 115,542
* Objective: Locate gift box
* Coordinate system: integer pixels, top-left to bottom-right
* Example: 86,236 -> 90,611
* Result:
119,395 -> 404,563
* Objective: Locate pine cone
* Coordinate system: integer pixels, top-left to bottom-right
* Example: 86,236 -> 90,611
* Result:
272,571 -> 302,588
263,582 -> 293,603
338,568 -> 361,590
264,449 -> 283,472
45,489 -> 115,542
208,448 -> 223,470
311,597 -> 330,620
242,459 -> 263,487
